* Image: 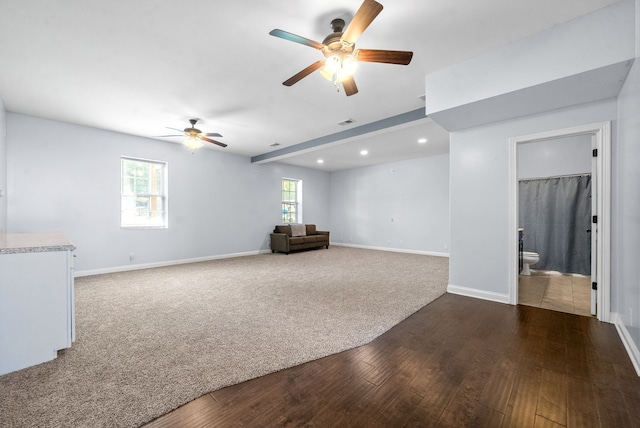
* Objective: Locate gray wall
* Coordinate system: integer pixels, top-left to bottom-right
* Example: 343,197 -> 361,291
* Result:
329,154 -> 449,255
449,99 -> 617,299
6,113 -> 330,274
612,0 -> 640,368
0,96 -> 6,233
517,135 -> 592,180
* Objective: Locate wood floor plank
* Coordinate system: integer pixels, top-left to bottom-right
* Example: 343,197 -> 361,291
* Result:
501,365 -> 543,428
593,381 -> 634,427
142,294 -> 640,428
567,407 -> 601,428
478,357 -> 518,414
403,361 -> 468,426
143,394 -> 219,428
304,375 -> 378,427
536,369 -> 568,426
534,414 -> 565,427
567,376 -> 598,419
468,402 -> 505,427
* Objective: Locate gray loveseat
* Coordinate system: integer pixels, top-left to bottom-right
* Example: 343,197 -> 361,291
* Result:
270,224 -> 330,254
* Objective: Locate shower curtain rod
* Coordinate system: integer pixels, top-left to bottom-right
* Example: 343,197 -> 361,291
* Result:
518,172 -> 592,182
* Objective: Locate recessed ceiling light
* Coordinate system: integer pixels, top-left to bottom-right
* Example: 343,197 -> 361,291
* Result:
360,150 -> 368,156
317,159 -> 324,164
418,138 -> 427,144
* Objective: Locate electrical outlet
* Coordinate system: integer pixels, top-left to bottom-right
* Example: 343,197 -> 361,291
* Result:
129,253 -> 134,261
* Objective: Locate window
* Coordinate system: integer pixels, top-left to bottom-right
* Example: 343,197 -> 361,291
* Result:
281,178 -> 302,223
121,157 -> 167,228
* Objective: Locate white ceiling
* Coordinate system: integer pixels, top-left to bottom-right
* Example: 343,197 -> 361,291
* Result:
0,0 -> 621,171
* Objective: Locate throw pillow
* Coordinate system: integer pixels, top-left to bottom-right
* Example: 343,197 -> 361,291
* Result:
290,223 -> 306,237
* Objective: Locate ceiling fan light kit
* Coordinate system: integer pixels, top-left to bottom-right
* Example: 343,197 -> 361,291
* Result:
182,135 -> 204,151
269,0 -> 413,96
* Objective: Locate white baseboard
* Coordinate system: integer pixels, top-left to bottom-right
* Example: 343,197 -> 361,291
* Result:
447,284 -> 510,304
611,312 -> 640,376
332,242 -> 449,258
75,244 -> 447,277
74,249 -> 272,277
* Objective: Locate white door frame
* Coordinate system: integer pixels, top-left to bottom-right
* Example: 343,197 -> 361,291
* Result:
507,122 -> 611,322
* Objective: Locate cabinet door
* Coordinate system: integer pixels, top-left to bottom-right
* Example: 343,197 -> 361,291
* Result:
0,251 -> 69,374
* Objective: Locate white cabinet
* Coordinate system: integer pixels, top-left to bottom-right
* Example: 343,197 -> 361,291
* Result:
0,233 -> 75,375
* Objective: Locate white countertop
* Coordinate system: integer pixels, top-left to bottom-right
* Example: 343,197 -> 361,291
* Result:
0,232 -> 76,254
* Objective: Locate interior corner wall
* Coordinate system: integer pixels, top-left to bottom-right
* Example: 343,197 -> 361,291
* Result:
449,99 -> 617,299
329,154 -> 450,255
611,0 -> 640,370
0,96 -> 6,233
6,113 -> 330,274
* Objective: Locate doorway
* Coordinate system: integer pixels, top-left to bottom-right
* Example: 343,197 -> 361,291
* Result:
517,136 -> 592,316
508,122 -> 611,322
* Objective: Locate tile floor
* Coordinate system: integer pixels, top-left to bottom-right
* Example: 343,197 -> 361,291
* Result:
518,269 -> 593,316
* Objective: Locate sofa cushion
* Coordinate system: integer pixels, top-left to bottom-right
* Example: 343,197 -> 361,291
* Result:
290,223 -> 306,237
274,225 -> 292,236
289,237 -> 305,245
302,235 -> 322,244
305,224 -> 316,235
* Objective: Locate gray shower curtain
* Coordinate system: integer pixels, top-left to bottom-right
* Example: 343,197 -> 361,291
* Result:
518,174 -> 591,275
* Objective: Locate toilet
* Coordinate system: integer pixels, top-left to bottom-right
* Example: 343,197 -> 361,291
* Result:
521,251 -> 540,275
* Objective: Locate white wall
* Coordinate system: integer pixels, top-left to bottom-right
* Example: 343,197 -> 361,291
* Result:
517,135 -> 592,180
426,0 -> 635,131
0,96 -> 6,233
449,99 -> 617,300
6,113 -> 330,274
612,0 -> 640,370
329,154 -> 449,255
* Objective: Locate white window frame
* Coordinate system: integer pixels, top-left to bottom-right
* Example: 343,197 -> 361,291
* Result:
281,178 -> 302,224
121,156 -> 168,229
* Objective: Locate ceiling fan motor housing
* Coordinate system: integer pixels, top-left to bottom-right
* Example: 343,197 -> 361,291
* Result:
186,119 -> 201,134
322,20 -> 354,59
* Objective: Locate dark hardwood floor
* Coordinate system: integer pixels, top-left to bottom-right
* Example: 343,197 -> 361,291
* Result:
143,293 -> 640,428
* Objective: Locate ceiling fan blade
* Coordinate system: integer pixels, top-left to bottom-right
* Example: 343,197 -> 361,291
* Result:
341,76 -> 358,96
269,29 -> 324,50
202,132 -> 223,138
154,134 -> 184,138
341,0 -> 383,45
283,59 -> 326,86
200,136 -> 227,148
166,127 -> 187,134
355,49 -> 413,65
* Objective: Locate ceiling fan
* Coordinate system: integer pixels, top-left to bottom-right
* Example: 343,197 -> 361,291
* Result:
156,119 -> 227,149
269,0 -> 413,96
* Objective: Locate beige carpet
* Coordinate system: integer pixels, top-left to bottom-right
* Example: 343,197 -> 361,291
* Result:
0,246 -> 448,427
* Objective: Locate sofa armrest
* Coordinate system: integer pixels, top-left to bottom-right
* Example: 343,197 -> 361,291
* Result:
270,233 -> 290,253
316,231 -> 330,247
